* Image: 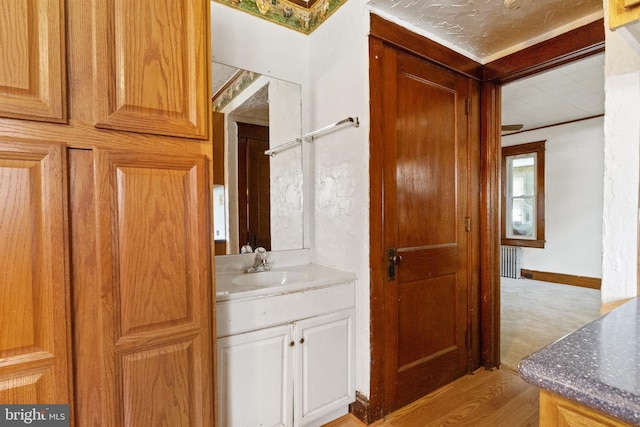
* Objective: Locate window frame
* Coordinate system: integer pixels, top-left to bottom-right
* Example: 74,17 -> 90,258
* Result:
501,140 -> 545,248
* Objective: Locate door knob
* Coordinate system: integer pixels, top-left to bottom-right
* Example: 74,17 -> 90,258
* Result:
387,247 -> 402,280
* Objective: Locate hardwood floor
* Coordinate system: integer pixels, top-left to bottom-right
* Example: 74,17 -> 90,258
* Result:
325,369 -> 539,427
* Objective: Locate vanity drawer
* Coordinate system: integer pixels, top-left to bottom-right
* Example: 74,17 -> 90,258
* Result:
216,281 -> 355,337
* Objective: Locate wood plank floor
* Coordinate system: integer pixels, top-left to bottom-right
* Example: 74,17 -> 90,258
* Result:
325,369 -> 539,427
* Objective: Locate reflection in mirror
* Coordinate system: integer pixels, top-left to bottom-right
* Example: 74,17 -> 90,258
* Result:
212,62 -> 303,254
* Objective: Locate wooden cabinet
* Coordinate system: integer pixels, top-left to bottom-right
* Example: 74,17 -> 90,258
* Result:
0,0 -> 210,138
540,390 -> 635,426
217,309 -> 355,427
92,0 -> 210,138
609,0 -> 640,51
0,0 -> 66,122
0,141 -> 71,405
0,0 -> 214,425
610,0 -> 640,28
69,148 -> 213,426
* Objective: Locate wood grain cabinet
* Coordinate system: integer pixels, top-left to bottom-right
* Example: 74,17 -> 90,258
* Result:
609,0 -> 640,50
92,0 -> 210,139
0,0 -> 214,425
69,148 -> 214,426
540,390 -> 635,426
0,141 -> 71,405
0,0 -> 67,122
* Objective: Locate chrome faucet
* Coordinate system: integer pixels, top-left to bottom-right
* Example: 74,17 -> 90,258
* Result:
245,247 -> 270,273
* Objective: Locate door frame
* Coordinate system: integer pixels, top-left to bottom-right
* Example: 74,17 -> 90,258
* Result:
364,14 -> 604,423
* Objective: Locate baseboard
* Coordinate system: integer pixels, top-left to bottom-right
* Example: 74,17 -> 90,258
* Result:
349,391 -> 372,425
520,269 -> 601,290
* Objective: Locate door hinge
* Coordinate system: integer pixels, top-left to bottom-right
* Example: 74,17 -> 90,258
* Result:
465,216 -> 471,232
465,98 -> 470,116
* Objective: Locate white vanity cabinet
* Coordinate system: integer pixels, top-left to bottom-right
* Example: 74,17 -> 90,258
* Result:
295,309 -> 355,425
215,266 -> 356,427
217,324 -> 294,426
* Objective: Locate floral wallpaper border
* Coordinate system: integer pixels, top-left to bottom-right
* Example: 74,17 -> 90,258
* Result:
213,70 -> 262,112
213,0 -> 348,34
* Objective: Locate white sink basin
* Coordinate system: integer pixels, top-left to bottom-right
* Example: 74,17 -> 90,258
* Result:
214,263 -> 357,302
232,271 -> 306,287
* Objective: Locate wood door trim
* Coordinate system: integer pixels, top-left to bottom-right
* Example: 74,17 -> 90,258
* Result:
479,19 -> 605,371
367,14 -> 605,424
366,36 -> 387,423
369,14 -> 484,81
482,18 -> 605,84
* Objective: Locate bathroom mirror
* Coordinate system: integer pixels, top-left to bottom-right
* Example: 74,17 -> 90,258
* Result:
212,62 -> 303,254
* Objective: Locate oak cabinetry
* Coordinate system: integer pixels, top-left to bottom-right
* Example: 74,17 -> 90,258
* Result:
69,148 -> 213,426
540,390 -> 635,426
92,0 -> 210,138
0,0 -> 214,425
0,141 -> 71,405
0,0 -> 66,122
609,0 -> 640,51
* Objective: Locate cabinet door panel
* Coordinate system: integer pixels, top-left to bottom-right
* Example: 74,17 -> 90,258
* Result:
93,0 -> 210,139
0,0 -> 66,122
217,325 -> 294,427
296,309 -> 355,425
72,148 -> 213,426
0,141 -> 70,405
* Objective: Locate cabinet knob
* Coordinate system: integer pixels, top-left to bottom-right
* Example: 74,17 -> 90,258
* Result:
299,338 -> 305,344
290,341 -> 295,347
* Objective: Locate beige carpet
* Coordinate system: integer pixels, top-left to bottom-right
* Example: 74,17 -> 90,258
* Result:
500,277 -> 601,372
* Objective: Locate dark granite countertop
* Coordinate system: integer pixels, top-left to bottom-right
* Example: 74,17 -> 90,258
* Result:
518,298 -> 640,424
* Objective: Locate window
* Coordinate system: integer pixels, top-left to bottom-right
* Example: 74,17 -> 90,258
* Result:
502,141 -> 545,248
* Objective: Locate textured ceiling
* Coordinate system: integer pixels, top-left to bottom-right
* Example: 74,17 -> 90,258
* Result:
365,0 -> 605,132
502,53 -> 604,132
367,0 -> 603,62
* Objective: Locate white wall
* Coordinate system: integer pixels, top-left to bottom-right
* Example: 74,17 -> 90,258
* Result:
211,0 -> 374,398
502,118 -> 604,279
602,2 -> 640,304
308,0 -> 372,399
210,3 -> 309,86
212,0 -> 640,399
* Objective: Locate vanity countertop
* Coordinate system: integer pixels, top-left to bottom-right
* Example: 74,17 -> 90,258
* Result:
215,263 -> 356,303
518,297 -> 640,424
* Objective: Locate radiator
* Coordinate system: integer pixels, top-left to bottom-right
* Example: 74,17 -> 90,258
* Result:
500,245 -> 521,279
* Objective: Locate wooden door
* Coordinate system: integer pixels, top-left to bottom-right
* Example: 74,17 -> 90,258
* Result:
0,0 -> 66,122
381,47 -> 477,411
69,148 -> 213,426
0,141 -> 71,406
237,123 -> 271,250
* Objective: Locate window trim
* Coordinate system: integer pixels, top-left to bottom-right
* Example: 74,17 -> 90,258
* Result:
501,140 -> 545,248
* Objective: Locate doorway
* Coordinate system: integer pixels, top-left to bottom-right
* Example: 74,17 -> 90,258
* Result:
376,43 -> 481,412
499,53 -> 605,371
366,13 -> 604,423
237,122 -> 271,250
